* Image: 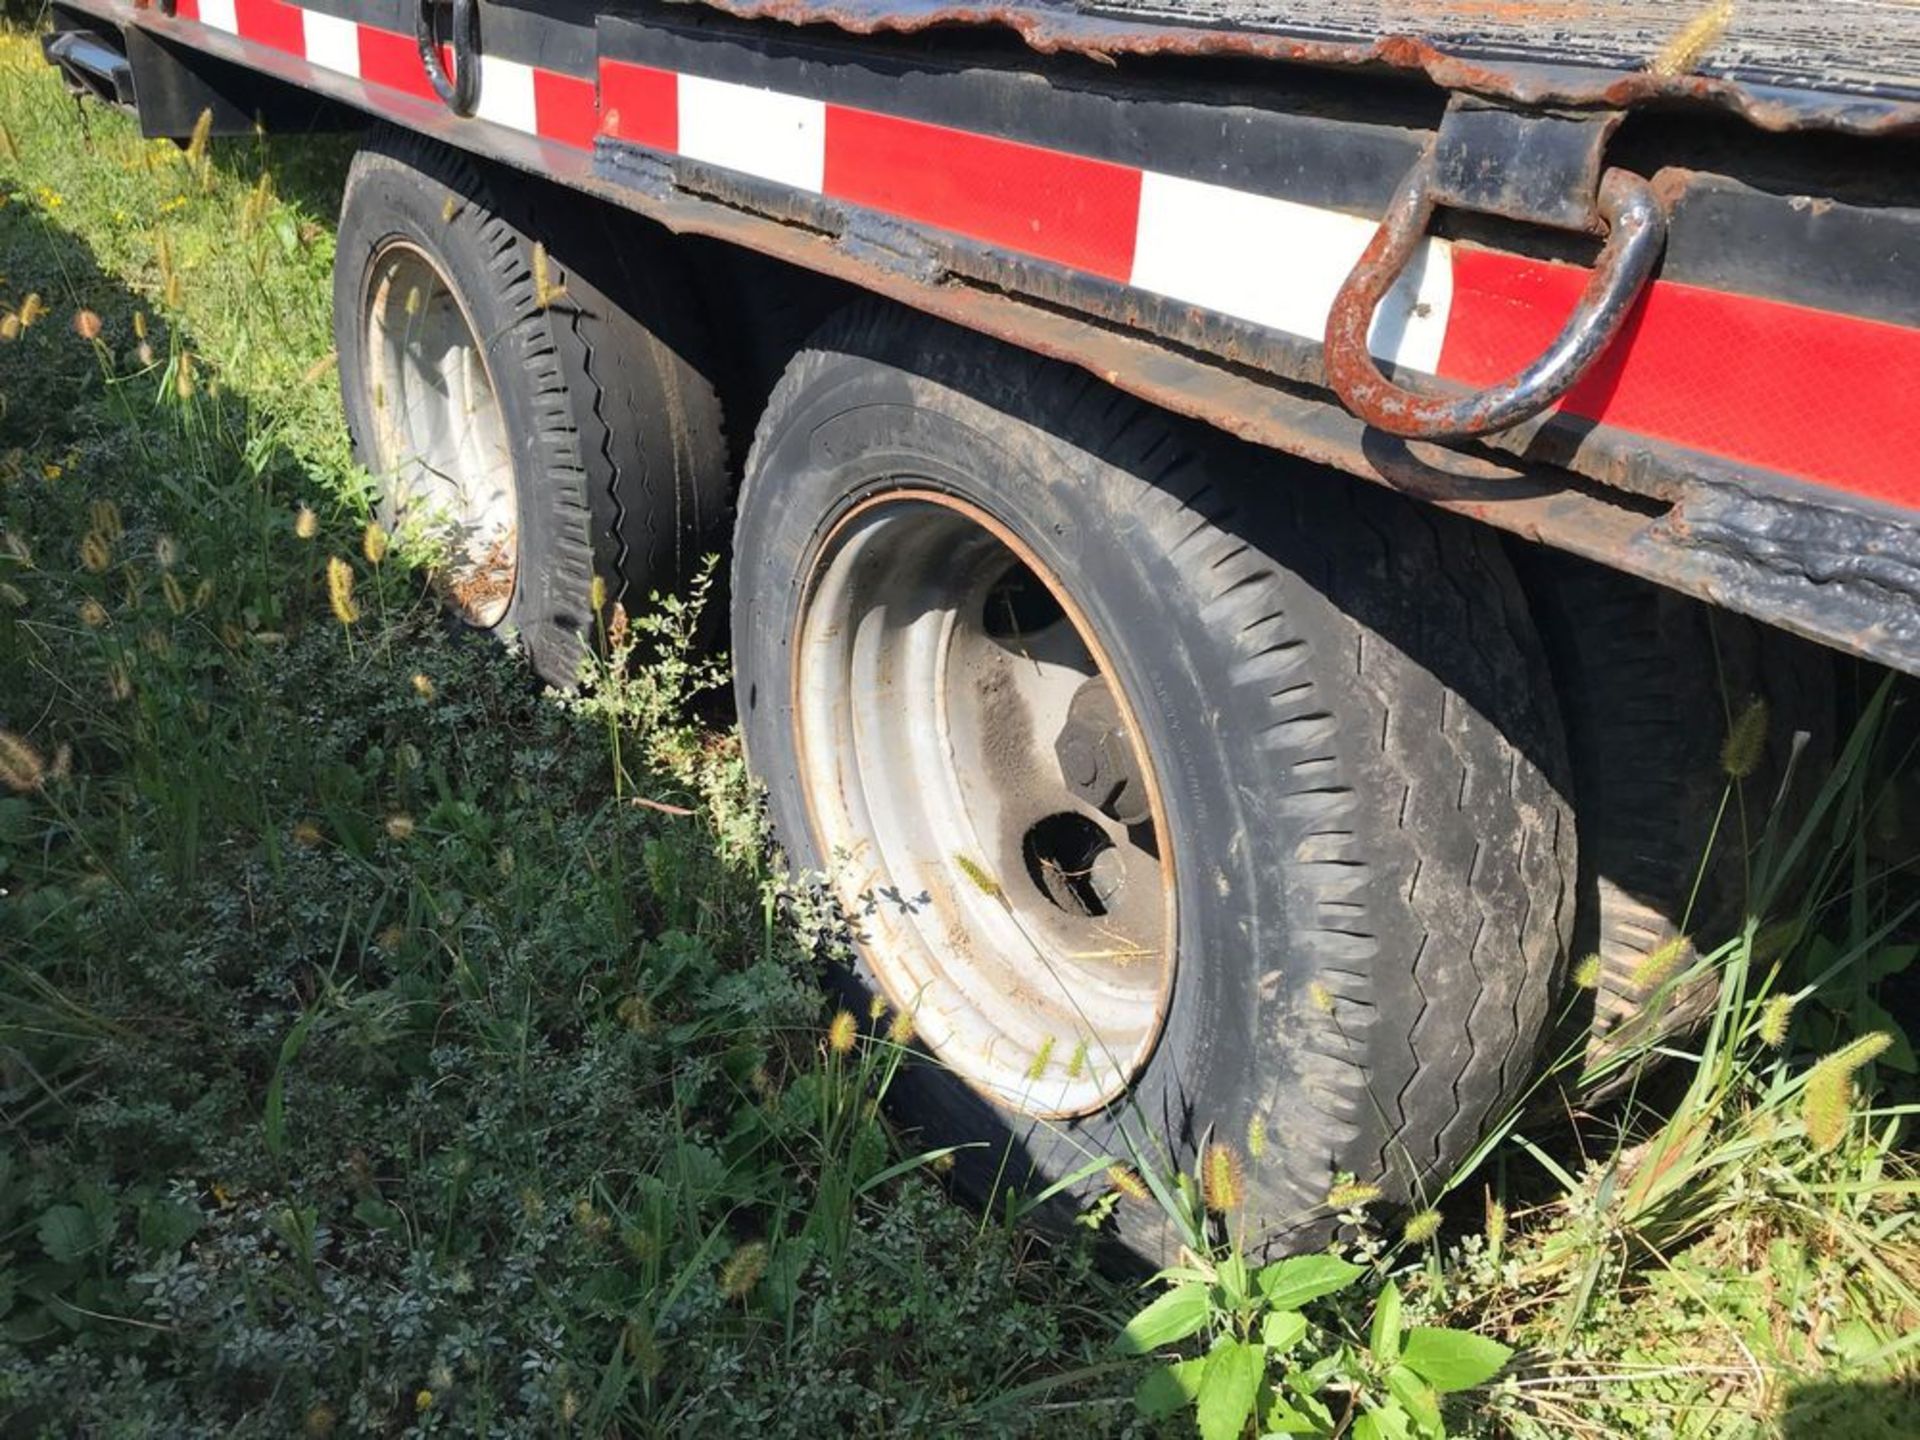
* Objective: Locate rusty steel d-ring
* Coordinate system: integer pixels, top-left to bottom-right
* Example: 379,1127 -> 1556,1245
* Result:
1324,158 -> 1666,440
416,0 -> 479,117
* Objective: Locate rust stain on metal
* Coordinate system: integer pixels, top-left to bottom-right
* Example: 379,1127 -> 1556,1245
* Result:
98,1 -> 1914,669
690,0 -> 1920,137
1324,157 -> 1666,438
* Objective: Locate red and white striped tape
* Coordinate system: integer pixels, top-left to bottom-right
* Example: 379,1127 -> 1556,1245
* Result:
165,2 -> 1920,511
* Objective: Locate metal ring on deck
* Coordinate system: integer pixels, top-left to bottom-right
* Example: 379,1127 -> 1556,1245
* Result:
1324,156 -> 1666,440
416,0 -> 479,117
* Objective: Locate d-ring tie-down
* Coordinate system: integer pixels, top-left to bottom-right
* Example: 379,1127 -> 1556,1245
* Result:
1324,155 -> 1666,440
416,0 -> 479,117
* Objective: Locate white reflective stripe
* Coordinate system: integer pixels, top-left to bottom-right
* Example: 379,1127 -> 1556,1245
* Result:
677,75 -> 825,193
198,0 -> 239,36
473,55 -> 539,135
300,10 -> 361,79
1130,170 -> 1452,373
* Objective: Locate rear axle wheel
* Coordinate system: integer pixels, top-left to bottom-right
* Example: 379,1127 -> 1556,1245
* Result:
735,306 -> 1576,1261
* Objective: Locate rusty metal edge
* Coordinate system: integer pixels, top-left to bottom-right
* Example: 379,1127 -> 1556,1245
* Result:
684,0 -> 1920,139
63,5 -> 1920,673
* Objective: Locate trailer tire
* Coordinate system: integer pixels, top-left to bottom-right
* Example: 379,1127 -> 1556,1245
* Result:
1517,553 -> 1833,1079
734,308 -> 1575,1260
333,130 -> 728,685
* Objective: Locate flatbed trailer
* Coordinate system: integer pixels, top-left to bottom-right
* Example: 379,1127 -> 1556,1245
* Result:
39,0 -> 1920,1258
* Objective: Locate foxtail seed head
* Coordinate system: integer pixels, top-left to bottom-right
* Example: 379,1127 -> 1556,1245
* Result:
1571,953 -> 1603,990
0,730 -> 46,793
719,1241 -> 769,1300
954,853 -> 1000,897
1106,1165 -> 1149,1204
1650,0 -> 1737,79
362,522 -> 389,565
1202,1142 -> 1245,1213
1758,994 -> 1797,1048
1801,1032 -> 1892,1153
532,243 -> 568,309
79,531 -> 112,574
1629,934 -> 1692,994
326,555 -> 359,625
1485,1195 -> 1507,1256
1402,1209 -> 1442,1246
183,107 -> 213,168
827,1009 -> 858,1056
1026,1035 -> 1056,1081
1327,1180 -> 1381,1211
1721,697 -> 1769,780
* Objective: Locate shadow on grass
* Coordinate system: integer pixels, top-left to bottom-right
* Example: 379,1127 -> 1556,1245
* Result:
205,128 -> 355,226
1778,1376 -> 1920,1439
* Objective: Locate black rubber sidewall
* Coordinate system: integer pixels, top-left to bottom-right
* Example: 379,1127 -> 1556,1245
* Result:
737,372 -> 1264,1254
736,312 -> 1577,1263
334,148 -> 599,682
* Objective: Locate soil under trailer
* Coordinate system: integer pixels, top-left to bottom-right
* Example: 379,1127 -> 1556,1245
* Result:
40,0 -> 1920,1258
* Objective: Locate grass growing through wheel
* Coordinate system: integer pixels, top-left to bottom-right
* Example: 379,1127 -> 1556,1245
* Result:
1110,679 -> 1917,1438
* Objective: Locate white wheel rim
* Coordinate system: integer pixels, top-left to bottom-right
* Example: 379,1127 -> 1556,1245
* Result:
364,242 -> 517,627
793,491 -> 1175,1118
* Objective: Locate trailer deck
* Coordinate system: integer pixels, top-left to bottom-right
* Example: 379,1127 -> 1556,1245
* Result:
41,0 -> 1920,671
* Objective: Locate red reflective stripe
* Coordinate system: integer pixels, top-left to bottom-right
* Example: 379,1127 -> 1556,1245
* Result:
823,107 -> 1141,283
132,12 -> 1920,511
598,60 -> 677,152
233,0 -> 304,55
357,25 -> 435,100
1439,250 -> 1920,509
534,68 -> 598,149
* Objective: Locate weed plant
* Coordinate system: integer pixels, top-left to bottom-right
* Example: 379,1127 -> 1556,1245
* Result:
1113,683 -> 1917,1438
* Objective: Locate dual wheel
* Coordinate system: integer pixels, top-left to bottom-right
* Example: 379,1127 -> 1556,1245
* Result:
333,135 -> 1815,1261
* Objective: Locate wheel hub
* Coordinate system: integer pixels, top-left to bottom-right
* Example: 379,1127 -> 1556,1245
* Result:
1055,678 -> 1153,828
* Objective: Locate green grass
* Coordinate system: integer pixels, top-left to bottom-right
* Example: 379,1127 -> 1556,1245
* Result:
0,32 -> 1132,1437
2,24 -> 1915,1438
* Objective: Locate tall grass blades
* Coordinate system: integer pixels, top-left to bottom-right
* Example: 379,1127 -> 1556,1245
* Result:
0,26 -> 1129,1435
